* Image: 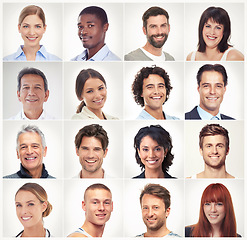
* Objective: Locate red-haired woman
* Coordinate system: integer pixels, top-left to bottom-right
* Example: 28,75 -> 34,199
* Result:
185,183 -> 241,237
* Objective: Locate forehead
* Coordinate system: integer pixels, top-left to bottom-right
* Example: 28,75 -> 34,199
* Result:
200,71 -> 224,84
21,14 -> 43,24
80,136 -> 103,148
15,190 -> 37,201
84,77 -> 105,89
141,194 -> 165,206
143,74 -> 165,85
202,135 -> 226,145
205,18 -> 223,26
20,74 -> 45,87
78,13 -> 103,25
146,15 -> 168,25
18,132 -> 42,145
85,188 -> 112,201
140,135 -> 159,146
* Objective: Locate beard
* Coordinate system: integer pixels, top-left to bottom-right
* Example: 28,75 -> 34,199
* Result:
143,218 -> 165,231
147,33 -> 168,48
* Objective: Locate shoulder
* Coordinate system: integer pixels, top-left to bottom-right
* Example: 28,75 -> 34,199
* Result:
226,48 -> 244,61
67,232 -> 87,237
167,232 -> 181,238
220,114 -> 235,120
124,48 -> 148,61
133,171 -> 145,178
104,112 -> 119,120
186,51 -> 193,61
165,113 -> 180,120
104,50 -> 121,61
3,172 -> 19,178
185,226 -> 194,237
185,106 -> 200,120
163,52 -> 175,61
72,108 -> 95,120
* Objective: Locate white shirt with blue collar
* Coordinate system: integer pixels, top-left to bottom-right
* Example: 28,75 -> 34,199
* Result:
197,105 -> 221,120
71,44 -> 121,61
3,45 -> 61,61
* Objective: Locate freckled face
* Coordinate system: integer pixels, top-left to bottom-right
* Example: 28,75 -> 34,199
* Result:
203,201 -> 225,226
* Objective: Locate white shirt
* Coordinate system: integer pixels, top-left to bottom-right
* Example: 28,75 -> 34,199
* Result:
141,48 -> 166,61
9,108 -> 54,120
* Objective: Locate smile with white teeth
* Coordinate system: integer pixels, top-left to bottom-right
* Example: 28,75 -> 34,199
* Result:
85,159 -> 97,163
22,216 -> 32,221
27,37 -> 37,41
151,96 -> 162,100
93,98 -> 103,103
207,36 -> 216,40
25,157 -> 36,161
207,97 -> 218,100
26,99 -> 38,102
146,159 -> 158,164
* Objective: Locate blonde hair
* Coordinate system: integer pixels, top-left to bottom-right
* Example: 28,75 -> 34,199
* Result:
19,5 -> 46,26
16,183 -> 52,217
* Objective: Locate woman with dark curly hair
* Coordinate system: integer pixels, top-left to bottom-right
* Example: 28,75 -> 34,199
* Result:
132,66 -> 179,120
132,125 -> 176,178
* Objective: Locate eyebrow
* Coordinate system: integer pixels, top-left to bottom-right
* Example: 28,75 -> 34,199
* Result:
77,20 -> 95,26
145,83 -> 165,87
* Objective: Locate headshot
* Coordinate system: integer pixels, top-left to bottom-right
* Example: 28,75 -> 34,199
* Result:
132,65 -> 179,120
185,3 -> 244,61
64,121 -> 123,179
72,68 -> 118,120
185,121 -> 244,179
185,63 -> 244,120
124,179 -> 184,237
133,125 -> 176,179
3,121 -> 63,179
3,62 -> 63,120
185,181 -> 243,237
64,179 -> 123,237
3,3 -> 62,61
64,62 -> 123,120
124,3 -> 184,61
64,3 -> 123,61
3,180 -> 63,237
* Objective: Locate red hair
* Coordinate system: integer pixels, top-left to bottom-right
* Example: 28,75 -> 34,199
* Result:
192,183 -> 237,237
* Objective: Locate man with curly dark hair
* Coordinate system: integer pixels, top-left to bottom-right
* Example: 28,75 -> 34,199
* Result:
132,66 -> 179,120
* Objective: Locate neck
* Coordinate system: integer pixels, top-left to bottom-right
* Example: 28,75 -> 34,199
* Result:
145,168 -> 165,178
203,47 -> 224,61
87,43 -> 105,60
82,220 -> 105,237
22,45 -> 41,61
144,107 -> 164,120
198,164 -> 233,178
22,223 -> 45,237
145,226 -> 170,238
25,165 -> 43,178
80,168 -> 104,178
210,224 -> 222,237
199,104 -> 219,116
87,107 -> 105,119
143,42 -> 163,56
24,108 -> 43,120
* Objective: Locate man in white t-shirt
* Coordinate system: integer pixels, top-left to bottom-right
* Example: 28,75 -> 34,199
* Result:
125,6 -> 174,61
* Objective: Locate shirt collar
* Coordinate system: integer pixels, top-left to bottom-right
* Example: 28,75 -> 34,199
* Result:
197,105 -> 221,120
87,44 -> 109,61
21,108 -> 46,120
17,163 -> 49,178
14,45 -> 48,60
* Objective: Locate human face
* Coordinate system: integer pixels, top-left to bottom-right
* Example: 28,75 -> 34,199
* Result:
203,201 -> 225,226
17,74 -> 49,116
18,14 -> 46,48
138,135 -> 166,171
142,74 -> 167,111
141,194 -> 170,231
143,15 -> 170,48
77,14 -> 108,52
82,189 -> 113,226
202,18 -> 224,49
198,71 -> 226,116
76,136 -> 108,174
15,190 -> 47,229
81,78 -> 107,114
200,135 -> 229,169
17,132 -> 47,174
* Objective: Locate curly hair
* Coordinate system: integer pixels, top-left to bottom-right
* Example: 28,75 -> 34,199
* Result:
132,66 -> 173,107
134,125 -> 174,172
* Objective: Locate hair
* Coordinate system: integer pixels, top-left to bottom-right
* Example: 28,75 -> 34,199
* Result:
140,184 -> 170,210
199,124 -> 229,150
19,5 -> 46,26
84,183 -> 111,200
15,183 -> 52,217
75,124 -> 109,152
79,6 -> 108,26
75,68 -> 107,113
134,125 -> 174,172
17,67 -> 48,92
198,6 -> 232,53
132,66 -> 173,107
192,183 -> 237,237
142,6 -> 169,29
197,64 -> 228,87
16,125 -> 46,150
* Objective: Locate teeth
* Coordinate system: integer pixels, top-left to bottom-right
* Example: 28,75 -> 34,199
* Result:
86,160 -> 96,163
26,157 -> 35,160
22,217 -> 31,220
94,99 -> 103,103
147,160 -> 157,164
27,37 -> 37,40
152,96 -> 161,100
207,97 -> 218,100
208,36 -> 216,40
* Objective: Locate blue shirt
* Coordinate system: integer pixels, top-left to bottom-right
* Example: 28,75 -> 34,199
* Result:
137,109 -> 180,120
197,105 -> 221,120
71,44 -> 121,61
3,45 -> 61,61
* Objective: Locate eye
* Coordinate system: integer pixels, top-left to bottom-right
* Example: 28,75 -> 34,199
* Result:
98,86 -> 105,91
216,202 -> 224,206
16,204 -> 21,207
204,202 -> 211,206
86,90 -> 93,94
155,147 -> 162,152
28,203 -> 34,206
88,24 -> 94,28
142,148 -> 149,152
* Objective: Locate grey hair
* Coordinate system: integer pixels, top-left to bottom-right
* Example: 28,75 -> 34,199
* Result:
16,125 -> 46,150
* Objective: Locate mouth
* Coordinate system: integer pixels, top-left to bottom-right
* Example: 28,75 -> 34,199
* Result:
85,159 -> 97,164
21,216 -> 32,221
146,218 -> 157,223
96,213 -> 106,219
26,37 -> 38,41
146,159 -> 159,164
206,35 -> 217,40
208,214 -> 219,219
153,34 -> 165,41
25,99 -> 38,103
150,96 -> 162,100
25,157 -> 37,161
206,97 -> 219,101
93,98 -> 104,104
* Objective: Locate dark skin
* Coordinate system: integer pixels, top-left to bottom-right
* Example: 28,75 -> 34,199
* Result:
77,14 -> 109,60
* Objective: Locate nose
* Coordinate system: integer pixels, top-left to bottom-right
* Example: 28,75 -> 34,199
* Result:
26,146 -> 33,154
98,202 -> 105,211
147,208 -> 154,217
209,86 -> 216,94
80,27 -> 88,36
210,203 -> 216,212
148,149 -> 155,158
27,87 -> 35,95
87,149 -> 95,158
211,146 -> 218,154
29,26 -> 35,35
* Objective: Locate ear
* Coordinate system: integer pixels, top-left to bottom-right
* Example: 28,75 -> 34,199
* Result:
168,24 -> 171,34
226,147 -> 230,156
44,90 -> 49,102
17,149 -> 20,159
165,207 -> 171,218
76,147 -> 79,156
164,148 -> 168,156
43,146 -> 47,157
17,91 -> 21,102
42,201 -> 48,213
142,26 -> 147,36
199,147 -> 203,156
103,148 -> 108,158
137,148 -> 141,158
103,23 -> 109,33
18,24 -> 21,33
43,24 -> 47,32
82,201 -> 86,211
197,85 -> 200,93
111,201 -> 113,212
